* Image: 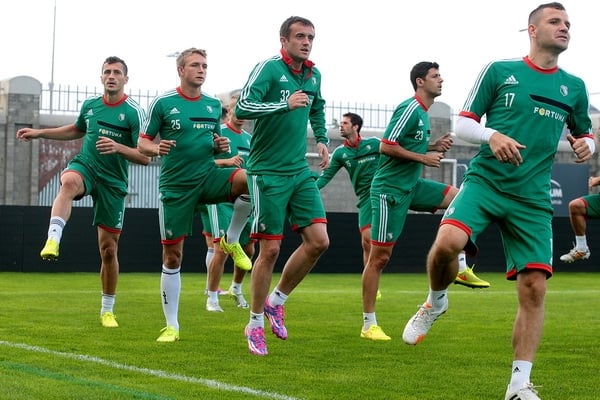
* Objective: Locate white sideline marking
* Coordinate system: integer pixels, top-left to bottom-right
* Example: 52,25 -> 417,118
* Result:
1,341 -> 301,400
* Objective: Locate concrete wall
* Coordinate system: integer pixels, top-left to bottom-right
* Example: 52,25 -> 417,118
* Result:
1,76 -> 42,205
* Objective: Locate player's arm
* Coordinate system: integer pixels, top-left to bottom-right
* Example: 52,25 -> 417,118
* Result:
17,124 -> 84,142
120,144 -> 151,165
236,66 -> 289,119
565,81 -> 595,163
589,176 -> 600,189
309,89 -> 328,145
316,149 -> 342,189
380,140 -> 443,167
137,99 -> 176,158
97,137 -> 150,165
215,156 -> 243,168
212,123 -> 231,155
456,115 -> 525,166
138,134 -> 162,158
428,132 -> 453,152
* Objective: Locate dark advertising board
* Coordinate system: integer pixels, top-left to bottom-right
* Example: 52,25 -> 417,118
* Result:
456,161 -> 589,217
551,164 -> 590,217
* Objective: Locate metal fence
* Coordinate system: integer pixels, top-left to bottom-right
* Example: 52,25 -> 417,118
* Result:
39,161 -> 161,209
40,85 -> 397,131
35,84 -> 431,210
41,85 -> 162,117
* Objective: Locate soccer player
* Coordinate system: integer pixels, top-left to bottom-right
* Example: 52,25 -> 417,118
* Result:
559,175 -> 600,263
16,56 -> 150,328
317,112 -> 489,296
316,113 -> 380,270
358,61 -> 466,341
199,97 -> 246,299
235,16 -> 330,355
205,93 -> 255,312
197,205 -> 228,296
401,4 -> 594,399
137,48 -> 253,342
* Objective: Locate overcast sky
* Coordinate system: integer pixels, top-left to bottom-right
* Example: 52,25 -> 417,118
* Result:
2,0 -> 599,112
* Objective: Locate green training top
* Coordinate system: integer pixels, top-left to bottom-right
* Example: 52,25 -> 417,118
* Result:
316,136 -> 380,203
371,96 -> 431,194
140,88 -> 222,190
73,94 -> 145,191
235,50 -> 328,175
215,122 -> 252,164
460,56 -> 593,204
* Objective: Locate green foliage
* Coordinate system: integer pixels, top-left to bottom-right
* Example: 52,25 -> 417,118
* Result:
0,272 -> 598,399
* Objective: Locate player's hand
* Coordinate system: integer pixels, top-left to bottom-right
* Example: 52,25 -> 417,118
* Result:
158,139 -> 176,156
566,134 -> 592,163
288,90 -> 311,110
96,136 -> 120,154
489,132 -> 525,166
421,152 -> 444,168
317,142 -> 329,169
213,134 -> 230,154
433,132 -> 453,152
227,155 -> 244,167
16,127 -> 38,142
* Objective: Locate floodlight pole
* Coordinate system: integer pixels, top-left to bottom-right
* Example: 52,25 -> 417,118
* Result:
49,0 -> 57,114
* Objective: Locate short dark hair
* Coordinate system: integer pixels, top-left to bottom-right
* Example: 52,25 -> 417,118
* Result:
529,2 -> 565,24
410,61 -> 439,91
280,16 -> 314,39
343,112 -> 363,134
103,56 -> 128,75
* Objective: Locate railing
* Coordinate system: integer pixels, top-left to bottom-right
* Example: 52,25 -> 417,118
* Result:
40,85 -> 396,131
41,85 -> 162,117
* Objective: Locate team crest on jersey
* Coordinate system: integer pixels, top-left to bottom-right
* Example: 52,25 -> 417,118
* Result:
119,113 -> 125,121
207,105 -> 213,113
560,85 -> 568,97
311,77 -> 317,85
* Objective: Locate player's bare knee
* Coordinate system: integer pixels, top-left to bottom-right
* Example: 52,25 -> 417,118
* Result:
569,198 -> 586,214
99,245 -> 118,261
